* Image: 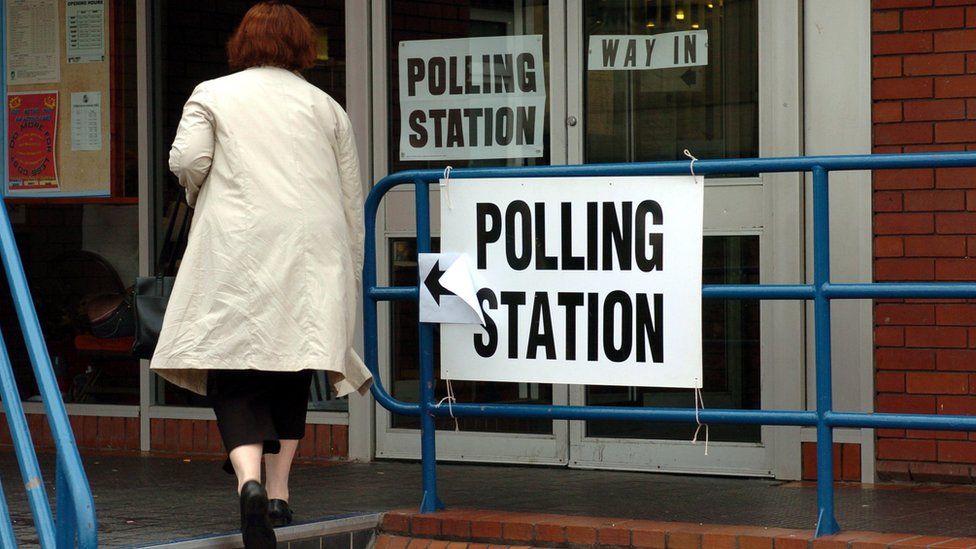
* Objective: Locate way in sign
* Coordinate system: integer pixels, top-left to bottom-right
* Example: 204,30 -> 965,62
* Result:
588,30 -> 708,71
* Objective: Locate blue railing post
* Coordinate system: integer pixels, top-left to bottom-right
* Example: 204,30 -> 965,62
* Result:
0,28 -> 98,538
0,202 -> 99,546
0,328 -> 56,547
812,166 -> 839,536
56,454 -> 77,548
0,473 -> 18,549
415,179 -> 444,513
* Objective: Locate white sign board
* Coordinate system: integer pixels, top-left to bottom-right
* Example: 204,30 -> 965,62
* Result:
440,176 -> 704,388
588,31 -> 708,71
398,35 -> 546,161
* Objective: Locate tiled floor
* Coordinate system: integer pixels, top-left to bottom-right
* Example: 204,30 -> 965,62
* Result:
5,452 -> 976,547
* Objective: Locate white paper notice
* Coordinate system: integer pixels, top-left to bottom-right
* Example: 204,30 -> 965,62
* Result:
5,0 -> 61,84
71,92 -> 101,151
66,0 -> 105,63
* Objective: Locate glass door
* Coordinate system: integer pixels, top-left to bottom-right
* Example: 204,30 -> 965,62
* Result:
373,0 -> 803,473
565,0 -> 804,475
374,0 -> 571,464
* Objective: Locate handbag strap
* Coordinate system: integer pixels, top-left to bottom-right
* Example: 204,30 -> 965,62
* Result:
156,199 -> 192,277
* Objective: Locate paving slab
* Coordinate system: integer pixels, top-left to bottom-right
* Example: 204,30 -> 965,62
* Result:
3,452 -> 976,547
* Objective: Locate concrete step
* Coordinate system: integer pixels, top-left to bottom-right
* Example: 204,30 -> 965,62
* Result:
378,509 -> 976,548
375,534 -> 548,549
130,512 -> 380,549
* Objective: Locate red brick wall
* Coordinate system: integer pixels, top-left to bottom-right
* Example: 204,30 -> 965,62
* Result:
872,0 -> 976,483
800,442 -> 862,482
0,415 -> 348,460
0,414 -> 140,452
149,419 -> 349,460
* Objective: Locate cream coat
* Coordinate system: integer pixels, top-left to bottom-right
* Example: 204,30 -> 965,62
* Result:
151,66 -> 373,398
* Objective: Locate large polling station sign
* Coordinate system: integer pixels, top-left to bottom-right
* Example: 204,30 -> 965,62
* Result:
399,36 -> 546,161
436,176 -> 704,389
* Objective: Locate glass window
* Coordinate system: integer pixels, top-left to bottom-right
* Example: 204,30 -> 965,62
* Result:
584,0 -> 758,163
580,0 -> 761,443
385,1 -> 555,434
586,235 -> 761,442
153,1 -> 348,411
0,1 -> 139,405
388,0 -> 550,172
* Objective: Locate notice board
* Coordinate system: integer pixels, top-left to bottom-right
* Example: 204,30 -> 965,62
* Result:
5,0 -> 112,197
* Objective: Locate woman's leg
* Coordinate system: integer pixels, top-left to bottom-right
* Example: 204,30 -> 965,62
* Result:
266,370 -> 314,503
229,442 -> 264,493
264,439 -> 299,501
211,370 -> 278,490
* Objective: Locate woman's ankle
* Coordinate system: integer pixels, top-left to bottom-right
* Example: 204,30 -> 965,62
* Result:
265,486 -> 288,501
237,477 -> 262,494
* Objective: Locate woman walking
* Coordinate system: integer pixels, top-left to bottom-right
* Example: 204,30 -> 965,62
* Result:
151,3 -> 372,547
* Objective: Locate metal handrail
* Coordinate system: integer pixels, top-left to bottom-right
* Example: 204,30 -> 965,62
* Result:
0,1 -> 97,546
0,202 -> 99,549
363,151 -> 976,537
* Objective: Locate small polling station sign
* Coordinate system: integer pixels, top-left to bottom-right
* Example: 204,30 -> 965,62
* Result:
398,35 -> 546,161
432,176 -> 705,389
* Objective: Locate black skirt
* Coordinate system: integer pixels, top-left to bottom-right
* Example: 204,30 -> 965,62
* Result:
208,369 -> 314,474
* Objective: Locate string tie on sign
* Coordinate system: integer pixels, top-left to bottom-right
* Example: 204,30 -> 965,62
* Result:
441,166 -> 454,210
692,386 -> 709,455
683,149 -> 700,182
436,379 -> 460,432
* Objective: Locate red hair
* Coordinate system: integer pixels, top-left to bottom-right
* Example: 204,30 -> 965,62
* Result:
227,2 -> 317,71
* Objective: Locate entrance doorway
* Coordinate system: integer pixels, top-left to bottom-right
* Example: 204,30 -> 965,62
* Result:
373,0 -> 803,476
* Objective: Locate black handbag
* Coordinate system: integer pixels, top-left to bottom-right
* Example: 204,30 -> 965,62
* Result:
86,291 -> 135,338
71,250 -> 136,339
132,201 -> 191,360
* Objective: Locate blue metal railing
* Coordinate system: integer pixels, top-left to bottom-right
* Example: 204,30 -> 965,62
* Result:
0,198 -> 99,549
0,1 -> 98,546
0,208 -> 99,548
363,152 -> 976,537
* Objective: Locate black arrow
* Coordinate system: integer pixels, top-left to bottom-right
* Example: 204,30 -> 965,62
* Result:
424,260 -> 456,305
680,69 -> 697,87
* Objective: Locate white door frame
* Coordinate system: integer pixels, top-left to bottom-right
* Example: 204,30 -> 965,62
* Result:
371,0 -> 572,465
564,0 -> 805,477
345,0 -> 375,463
801,0 -> 874,483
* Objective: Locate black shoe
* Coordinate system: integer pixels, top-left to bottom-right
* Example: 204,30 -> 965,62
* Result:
240,480 -> 276,549
269,499 -> 293,526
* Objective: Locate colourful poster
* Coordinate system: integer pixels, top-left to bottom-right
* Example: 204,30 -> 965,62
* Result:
7,91 -> 59,192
